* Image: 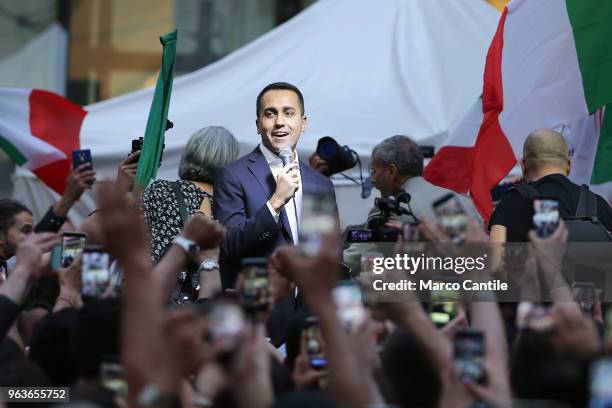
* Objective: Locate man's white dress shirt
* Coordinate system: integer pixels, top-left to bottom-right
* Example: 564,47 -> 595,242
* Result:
260,144 -> 302,245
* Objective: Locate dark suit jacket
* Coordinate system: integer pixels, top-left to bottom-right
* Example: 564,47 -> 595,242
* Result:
213,146 -> 338,344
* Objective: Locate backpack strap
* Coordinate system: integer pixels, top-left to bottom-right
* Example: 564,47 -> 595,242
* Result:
507,183 -> 540,200
575,184 -> 597,218
170,181 -> 189,227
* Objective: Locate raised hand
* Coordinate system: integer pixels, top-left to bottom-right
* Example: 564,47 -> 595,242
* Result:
181,213 -> 226,250
62,163 -> 96,204
293,330 -> 327,390
116,150 -> 140,193
274,231 -> 340,307
15,233 -> 60,278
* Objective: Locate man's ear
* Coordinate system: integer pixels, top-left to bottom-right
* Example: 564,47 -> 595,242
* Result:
566,158 -> 572,176
388,163 -> 398,179
255,118 -> 260,134
301,115 -> 308,133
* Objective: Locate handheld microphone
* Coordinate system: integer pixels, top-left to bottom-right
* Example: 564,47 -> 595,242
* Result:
279,147 -> 293,167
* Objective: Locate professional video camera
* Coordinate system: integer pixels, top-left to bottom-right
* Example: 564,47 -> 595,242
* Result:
345,189 -> 419,243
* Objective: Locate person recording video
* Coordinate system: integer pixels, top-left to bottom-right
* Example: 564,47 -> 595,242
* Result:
343,135 -> 480,271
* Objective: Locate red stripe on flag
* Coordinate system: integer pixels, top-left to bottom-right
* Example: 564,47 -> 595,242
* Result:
28,90 -> 87,194
470,7 -> 516,220
424,146 -> 475,193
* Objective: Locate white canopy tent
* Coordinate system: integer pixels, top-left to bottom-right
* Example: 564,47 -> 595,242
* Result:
7,0 -> 500,227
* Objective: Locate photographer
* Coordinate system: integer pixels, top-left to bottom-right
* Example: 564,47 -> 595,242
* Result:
343,135 -> 480,271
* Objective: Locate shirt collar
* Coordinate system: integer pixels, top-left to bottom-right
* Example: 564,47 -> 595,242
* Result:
259,143 -> 299,167
400,176 -> 422,192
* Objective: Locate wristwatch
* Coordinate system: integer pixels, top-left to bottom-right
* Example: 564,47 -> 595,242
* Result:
199,259 -> 219,271
172,236 -> 199,259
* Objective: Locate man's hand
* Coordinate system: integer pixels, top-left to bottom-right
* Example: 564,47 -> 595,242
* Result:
293,331 -> 327,390
116,150 -> 140,193
308,153 -> 331,176
181,213 -> 226,250
53,164 -> 97,218
227,324 -> 273,408
15,233 -> 60,278
274,231 -> 340,309
269,247 -> 295,305
550,303 -> 601,360
54,255 -> 84,311
58,255 -> 82,296
268,163 -> 300,212
528,221 -> 569,293
155,307 -> 212,393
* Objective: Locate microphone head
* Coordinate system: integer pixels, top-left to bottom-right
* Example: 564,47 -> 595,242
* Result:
279,147 -> 293,166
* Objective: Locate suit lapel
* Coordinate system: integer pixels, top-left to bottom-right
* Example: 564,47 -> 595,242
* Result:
247,147 -> 294,244
299,160 -> 322,195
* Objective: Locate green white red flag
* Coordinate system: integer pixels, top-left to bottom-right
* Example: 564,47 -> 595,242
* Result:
0,88 -> 86,194
425,0 -> 612,220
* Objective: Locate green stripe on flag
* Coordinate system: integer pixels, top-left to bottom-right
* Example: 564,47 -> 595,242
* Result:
136,30 -> 177,189
591,104 -> 612,184
566,0 -> 612,114
0,134 -> 27,165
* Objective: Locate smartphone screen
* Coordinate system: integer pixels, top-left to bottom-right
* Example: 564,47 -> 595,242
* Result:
590,358 -> 612,408
299,192 -> 336,257
429,277 -> 460,327
533,198 -> 559,238
241,257 -> 269,311
72,149 -> 92,170
332,280 -> 365,332
209,298 -> 245,357
81,248 -> 111,297
453,328 -> 485,383
61,232 -> 87,267
304,316 -> 326,370
432,193 -> 468,242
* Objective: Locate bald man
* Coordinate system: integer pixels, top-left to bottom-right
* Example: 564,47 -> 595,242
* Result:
490,129 -> 612,242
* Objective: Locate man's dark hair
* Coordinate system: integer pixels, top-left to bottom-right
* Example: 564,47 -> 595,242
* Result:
510,329 -> 589,407
256,82 -> 305,117
380,328 -> 441,408
74,298 -> 122,381
29,308 -> 79,386
372,135 -> 424,177
0,199 -> 31,234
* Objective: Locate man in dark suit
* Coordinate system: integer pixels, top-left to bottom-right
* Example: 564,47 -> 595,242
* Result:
213,82 -> 337,344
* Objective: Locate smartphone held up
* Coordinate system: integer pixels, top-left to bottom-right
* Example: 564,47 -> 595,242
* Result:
533,198 -> 560,238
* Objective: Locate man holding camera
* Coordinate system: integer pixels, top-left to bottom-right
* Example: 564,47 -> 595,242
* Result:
343,135 -> 480,270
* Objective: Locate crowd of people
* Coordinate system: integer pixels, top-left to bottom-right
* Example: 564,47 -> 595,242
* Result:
1,82 -> 612,408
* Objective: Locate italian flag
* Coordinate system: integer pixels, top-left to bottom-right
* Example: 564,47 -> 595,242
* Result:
424,0 -> 612,220
0,88 -> 87,194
